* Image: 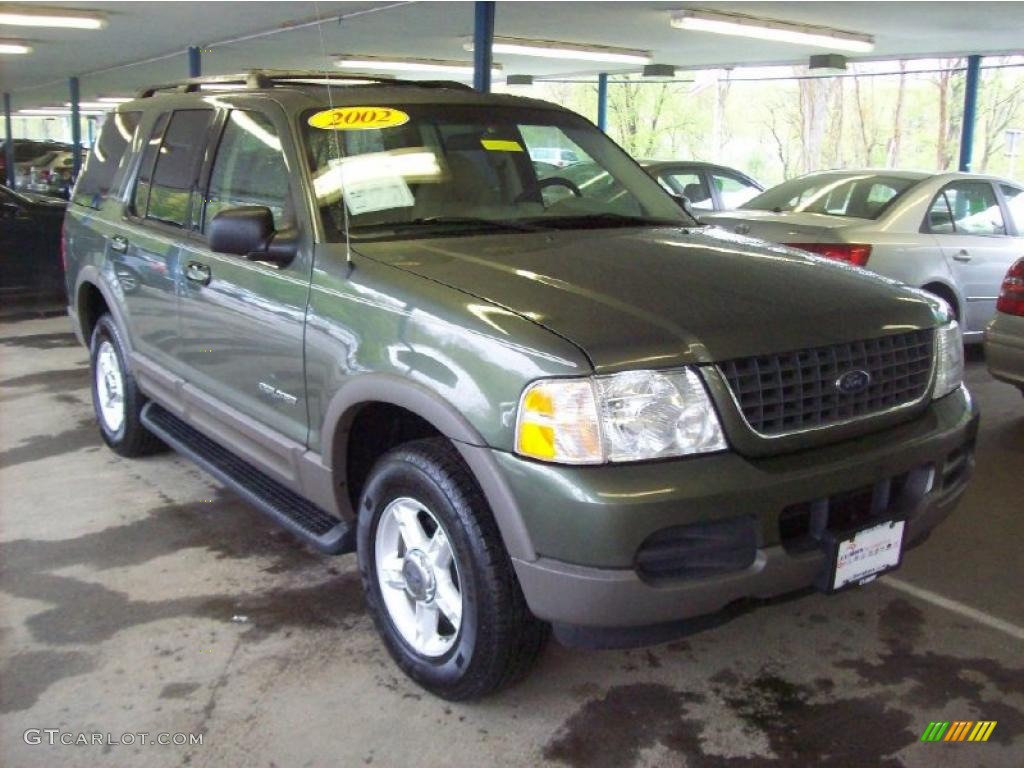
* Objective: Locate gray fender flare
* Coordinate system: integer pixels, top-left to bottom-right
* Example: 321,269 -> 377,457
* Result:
321,373 -> 537,562
73,266 -> 133,358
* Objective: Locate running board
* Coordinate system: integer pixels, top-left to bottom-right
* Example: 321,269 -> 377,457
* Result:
141,402 -> 354,555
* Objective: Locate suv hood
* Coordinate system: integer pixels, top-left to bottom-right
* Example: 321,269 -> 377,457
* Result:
356,226 -> 938,373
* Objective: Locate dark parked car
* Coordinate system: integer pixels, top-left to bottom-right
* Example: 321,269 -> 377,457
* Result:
1,139 -> 71,186
64,71 -> 976,700
641,160 -> 763,212
0,184 -> 67,305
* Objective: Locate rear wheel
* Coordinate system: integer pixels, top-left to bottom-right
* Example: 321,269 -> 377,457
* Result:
89,314 -> 165,457
357,438 -> 548,700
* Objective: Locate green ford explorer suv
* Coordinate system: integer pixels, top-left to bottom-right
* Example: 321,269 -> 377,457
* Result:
64,71 -> 978,700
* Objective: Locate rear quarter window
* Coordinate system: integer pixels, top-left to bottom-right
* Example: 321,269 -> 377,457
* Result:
72,111 -> 142,209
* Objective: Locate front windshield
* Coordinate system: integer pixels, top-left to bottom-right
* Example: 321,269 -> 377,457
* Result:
742,173 -> 920,219
303,103 -> 691,239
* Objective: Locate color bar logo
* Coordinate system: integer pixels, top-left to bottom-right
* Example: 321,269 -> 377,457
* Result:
921,721 -> 997,742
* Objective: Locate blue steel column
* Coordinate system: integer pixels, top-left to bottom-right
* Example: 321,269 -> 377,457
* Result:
473,1 -> 495,93
3,92 -> 14,188
69,77 -> 82,179
958,55 -> 982,172
188,45 -> 202,78
597,73 -> 609,132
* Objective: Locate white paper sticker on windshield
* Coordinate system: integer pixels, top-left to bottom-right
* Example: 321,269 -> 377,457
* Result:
333,155 -> 415,216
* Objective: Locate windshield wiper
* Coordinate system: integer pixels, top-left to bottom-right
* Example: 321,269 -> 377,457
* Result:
354,216 -> 548,236
519,213 -> 687,230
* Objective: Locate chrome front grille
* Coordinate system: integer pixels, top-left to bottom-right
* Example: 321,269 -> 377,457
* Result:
718,329 -> 934,436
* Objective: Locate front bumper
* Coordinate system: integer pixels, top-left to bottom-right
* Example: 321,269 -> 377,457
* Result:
500,387 -> 978,629
985,313 -> 1024,390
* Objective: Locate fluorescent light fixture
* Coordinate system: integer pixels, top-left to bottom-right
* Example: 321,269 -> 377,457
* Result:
336,55 -> 502,77
98,96 -> 132,104
0,4 -> 105,29
465,37 -> 651,65
65,101 -> 116,110
0,38 -> 30,54
671,10 -> 874,53
19,107 -> 104,116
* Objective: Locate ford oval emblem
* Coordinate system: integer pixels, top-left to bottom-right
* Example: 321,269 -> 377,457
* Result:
836,369 -> 872,395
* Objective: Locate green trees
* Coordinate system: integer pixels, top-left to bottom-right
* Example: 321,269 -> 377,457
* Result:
525,58 -> 1024,185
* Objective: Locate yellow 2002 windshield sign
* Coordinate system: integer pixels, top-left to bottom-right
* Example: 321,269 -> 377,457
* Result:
308,106 -> 410,131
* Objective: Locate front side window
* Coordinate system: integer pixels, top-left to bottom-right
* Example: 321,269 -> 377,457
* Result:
204,110 -> 292,231
743,173 -> 919,219
303,103 -> 689,240
930,182 -> 1006,236
73,110 -> 141,208
145,109 -> 213,227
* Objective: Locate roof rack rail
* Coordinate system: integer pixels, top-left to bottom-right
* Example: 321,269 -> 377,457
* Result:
137,69 -> 474,98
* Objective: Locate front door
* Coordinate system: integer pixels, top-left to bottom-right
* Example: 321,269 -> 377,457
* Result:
927,180 -> 1024,335
177,106 -> 311,447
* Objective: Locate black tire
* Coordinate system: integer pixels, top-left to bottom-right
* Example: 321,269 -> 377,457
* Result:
89,314 -> 166,457
357,438 -> 548,700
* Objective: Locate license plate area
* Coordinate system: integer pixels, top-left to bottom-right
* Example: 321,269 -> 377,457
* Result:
816,519 -> 906,593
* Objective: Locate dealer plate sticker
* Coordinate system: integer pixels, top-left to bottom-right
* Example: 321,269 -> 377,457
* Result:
832,520 -> 904,590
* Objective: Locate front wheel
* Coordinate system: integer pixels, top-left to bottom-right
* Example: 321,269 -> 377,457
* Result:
357,438 -> 547,700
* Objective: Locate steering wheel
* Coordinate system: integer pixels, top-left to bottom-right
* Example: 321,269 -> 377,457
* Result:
515,176 -> 583,204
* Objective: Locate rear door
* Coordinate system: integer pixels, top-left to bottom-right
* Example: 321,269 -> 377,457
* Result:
177,104 -> 312,446
113,109 -> 214,372
927,180 -> 1020,334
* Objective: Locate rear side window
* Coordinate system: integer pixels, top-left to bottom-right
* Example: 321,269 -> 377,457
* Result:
712,172 -> 760,209
131,113 -> 170,217
1000,184 -> 1023,231
137,110 -> 213,227
665,171 -> 713,211
72,111 -> 142,208
203,110 -> 291,231
146,110 -> 214,227
928,182 -> 1006,236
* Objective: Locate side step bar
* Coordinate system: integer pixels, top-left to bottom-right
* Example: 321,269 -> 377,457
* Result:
141,402 -> 354,555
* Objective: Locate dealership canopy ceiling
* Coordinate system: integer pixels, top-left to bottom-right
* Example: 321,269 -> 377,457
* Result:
3,1 -> 1024,108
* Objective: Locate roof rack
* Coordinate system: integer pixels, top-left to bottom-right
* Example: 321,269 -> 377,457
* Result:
137,69 -> 474,98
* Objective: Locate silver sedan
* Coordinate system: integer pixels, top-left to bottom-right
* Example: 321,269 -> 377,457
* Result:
703,170 -> 1024,342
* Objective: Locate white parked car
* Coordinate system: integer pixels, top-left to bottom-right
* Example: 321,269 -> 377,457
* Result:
703,170 -> 1024,342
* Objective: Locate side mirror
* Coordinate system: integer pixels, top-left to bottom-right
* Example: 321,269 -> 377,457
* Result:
208,206 -> 297,267
0,201 -> 22,219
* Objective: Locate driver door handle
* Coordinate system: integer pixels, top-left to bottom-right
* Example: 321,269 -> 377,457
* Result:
952,249 -> 972,263
185,261 -> 212,286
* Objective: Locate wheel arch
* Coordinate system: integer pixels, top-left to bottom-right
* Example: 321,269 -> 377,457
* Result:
321,374 -> 536,561
73,267 -> 132,357
920,279 -> 963,322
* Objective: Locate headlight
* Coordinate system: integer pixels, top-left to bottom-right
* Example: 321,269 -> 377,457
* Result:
515,368 -> 727,464
933,321 -> 964,399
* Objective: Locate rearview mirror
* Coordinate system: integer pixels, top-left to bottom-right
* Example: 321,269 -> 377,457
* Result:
208,206 -> 297,267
